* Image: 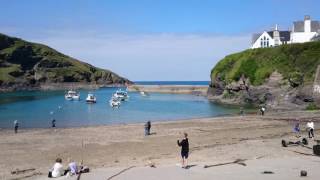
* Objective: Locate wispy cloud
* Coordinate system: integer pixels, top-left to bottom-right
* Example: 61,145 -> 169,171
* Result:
3,29 -> 250,80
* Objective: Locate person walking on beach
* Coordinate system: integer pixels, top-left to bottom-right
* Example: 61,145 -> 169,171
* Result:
52,119 -> 56,128
177,132 -> 189,168
260,106 -> 265,116
306,121 -> 315,138
294,122 -> 300,136
14,120 -> 19,134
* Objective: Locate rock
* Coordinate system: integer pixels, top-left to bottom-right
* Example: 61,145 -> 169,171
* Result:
300,170 -> 307,176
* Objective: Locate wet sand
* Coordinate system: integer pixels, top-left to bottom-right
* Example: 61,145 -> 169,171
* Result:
1,111 -> 320,179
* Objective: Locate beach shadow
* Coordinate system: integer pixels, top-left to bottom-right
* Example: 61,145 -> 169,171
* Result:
149,132 -> 157,135
185,164 -> 197,169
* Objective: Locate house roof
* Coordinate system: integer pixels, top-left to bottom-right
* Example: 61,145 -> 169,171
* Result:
293,21 -> 304,32
311,21 -> 320,32
293,20 -> 320,32
267,31 -> 291,41
252,33 -> 262,44
252,30 -> 291,44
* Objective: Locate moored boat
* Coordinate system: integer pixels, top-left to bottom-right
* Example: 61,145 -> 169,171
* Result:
86,93 -> 97,103
113,89 -> 129,101
65,90 -> 80,100
109,97 -> 121,108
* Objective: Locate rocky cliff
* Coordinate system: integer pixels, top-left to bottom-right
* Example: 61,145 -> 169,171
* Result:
0,33 -> 131,91
209,41 -> 320,110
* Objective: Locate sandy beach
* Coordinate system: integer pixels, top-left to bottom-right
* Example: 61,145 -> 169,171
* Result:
1,111 -> 320,180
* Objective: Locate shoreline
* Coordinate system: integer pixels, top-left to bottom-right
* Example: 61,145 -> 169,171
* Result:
1,111 -> 320,179
0,82 -> 129,93
127,84 -> 209,95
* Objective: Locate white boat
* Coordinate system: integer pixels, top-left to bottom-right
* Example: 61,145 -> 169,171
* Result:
65,90 -> 80,100
86,93 -> 96,103
113,89 -> 129,101
109,97 -> 121,108
140,91 -> 149,96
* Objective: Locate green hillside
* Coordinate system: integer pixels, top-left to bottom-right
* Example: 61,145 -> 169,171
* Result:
0,33 -> 130,89
211,41 -> 320,86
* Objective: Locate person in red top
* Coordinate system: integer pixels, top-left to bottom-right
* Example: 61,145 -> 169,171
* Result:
177,133 -> 189,168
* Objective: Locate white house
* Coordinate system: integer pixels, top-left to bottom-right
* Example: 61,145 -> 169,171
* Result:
251,25 -> 290,49
251,15 -> 320,49
291,15 -> 320,43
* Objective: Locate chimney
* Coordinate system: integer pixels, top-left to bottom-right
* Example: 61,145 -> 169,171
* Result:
304,15 -> 311,32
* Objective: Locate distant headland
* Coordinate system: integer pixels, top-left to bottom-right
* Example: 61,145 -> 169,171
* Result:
0,33 -> 132,92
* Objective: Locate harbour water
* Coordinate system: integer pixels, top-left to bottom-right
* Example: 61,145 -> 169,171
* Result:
0,84 -> 238,128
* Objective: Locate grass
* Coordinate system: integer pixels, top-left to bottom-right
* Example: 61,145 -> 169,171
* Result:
211,41 -> 320,86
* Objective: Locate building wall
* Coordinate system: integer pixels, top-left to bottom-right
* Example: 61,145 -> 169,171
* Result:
251,32 -> 275,49
291,32 -> 317,43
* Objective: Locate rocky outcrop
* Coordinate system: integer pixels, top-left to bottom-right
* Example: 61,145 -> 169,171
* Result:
208,71 -> 315,110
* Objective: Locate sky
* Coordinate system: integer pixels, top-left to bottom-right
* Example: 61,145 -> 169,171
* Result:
0,0 -> 319,81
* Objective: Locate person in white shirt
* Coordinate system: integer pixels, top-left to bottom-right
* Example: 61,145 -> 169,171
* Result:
49,158 -> 65,178
306,121 -> 315,138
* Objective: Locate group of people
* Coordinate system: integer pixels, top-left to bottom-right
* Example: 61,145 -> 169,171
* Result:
294,120 -> 315,138
48,158 -> 89,178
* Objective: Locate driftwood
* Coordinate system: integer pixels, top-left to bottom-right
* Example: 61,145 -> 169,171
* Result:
107,166 -> 135,180
11,168 -> 35,175
204,159 -> 247,168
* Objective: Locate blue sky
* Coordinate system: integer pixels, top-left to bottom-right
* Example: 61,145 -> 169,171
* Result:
1,0 -> 319,80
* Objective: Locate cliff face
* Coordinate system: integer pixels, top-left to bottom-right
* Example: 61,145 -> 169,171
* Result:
209,41 -> 320,109
0,33 -> 131,91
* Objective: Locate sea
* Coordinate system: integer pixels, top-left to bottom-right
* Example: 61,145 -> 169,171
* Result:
0,81 -> 240,129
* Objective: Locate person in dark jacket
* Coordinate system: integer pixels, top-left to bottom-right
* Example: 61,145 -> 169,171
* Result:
147,121 -> 151,135
177,132 -> 189,168
52,119 -> 56,128
14,120 -> 19,134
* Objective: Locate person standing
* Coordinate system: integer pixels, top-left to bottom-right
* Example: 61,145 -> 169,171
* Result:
52,119 -> 56,128
147,121 -> 151,135
307,121 -> 315,138
177,133 -> 189,168
144,122 -> 149,136
260,106 -> 266,116
14,120 -> 19,134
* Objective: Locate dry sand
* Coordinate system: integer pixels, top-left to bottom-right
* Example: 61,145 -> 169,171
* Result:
1,111 -> 320,179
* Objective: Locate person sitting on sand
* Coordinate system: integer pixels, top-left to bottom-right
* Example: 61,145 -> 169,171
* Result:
67,160 -> 79,176
48,158 -> 66,178
177,132 -> 189,168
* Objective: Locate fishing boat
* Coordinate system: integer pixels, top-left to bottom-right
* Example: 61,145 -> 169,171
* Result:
86,93 -> 97,103
113,89 -> 129,101
65,90 -> 80,100
109,97 -> 121,108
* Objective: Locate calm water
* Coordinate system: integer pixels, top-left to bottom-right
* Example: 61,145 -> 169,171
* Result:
0,86 -> 238,128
